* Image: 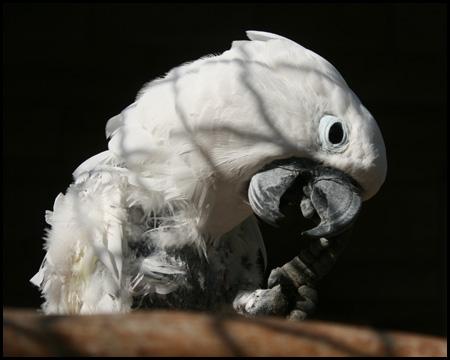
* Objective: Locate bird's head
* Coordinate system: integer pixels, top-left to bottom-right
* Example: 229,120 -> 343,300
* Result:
108,31 -> 387,238
233,31 -> 388,238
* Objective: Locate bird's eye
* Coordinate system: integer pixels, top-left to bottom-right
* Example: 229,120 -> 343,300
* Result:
328,122 -> 344,144
318,115 -> 349,153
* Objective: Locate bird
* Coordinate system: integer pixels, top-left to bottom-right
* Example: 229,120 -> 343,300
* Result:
31,31 -> 387,320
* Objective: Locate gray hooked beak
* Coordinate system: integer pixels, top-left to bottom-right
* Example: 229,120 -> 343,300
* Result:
248,158 -> 362,238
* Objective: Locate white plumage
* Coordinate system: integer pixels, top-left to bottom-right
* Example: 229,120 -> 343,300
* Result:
31,31 -> 386,317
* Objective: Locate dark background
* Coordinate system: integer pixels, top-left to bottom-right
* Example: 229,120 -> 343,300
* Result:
3,4 -> 447,337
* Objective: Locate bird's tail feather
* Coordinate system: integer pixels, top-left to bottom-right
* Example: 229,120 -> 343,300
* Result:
31,165 -> 131,314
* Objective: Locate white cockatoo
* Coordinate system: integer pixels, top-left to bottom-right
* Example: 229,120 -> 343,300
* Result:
31,31 -> 387,319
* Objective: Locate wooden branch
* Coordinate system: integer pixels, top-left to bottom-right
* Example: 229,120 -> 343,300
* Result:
3,308 -> 446,357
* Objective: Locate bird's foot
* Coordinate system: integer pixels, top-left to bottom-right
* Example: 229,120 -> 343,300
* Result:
267,266 -> 318,320
232,285 -> 289,317
232,268 -> 317,320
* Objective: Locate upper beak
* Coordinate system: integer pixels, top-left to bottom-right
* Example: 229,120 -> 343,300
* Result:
248,158 -> 362,238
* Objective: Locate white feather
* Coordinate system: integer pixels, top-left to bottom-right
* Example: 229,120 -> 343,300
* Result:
32,30 -> 386,315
